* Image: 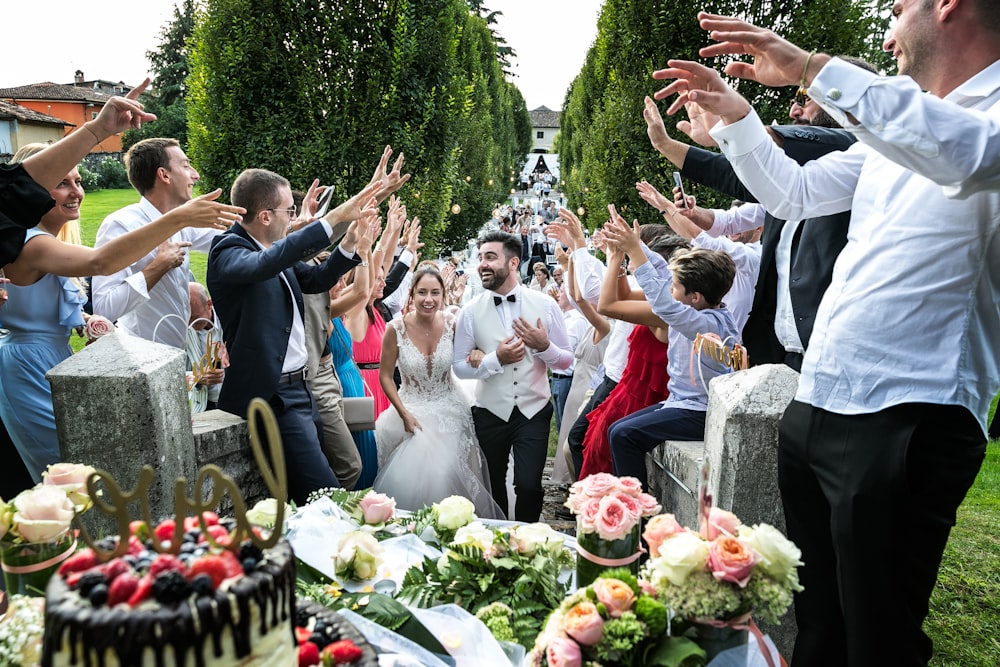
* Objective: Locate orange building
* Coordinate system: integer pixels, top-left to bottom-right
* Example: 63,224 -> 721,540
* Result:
0,79 -> 125,153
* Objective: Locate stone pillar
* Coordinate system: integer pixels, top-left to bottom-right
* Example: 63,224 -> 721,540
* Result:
701,363 -> 800,656
702,364 -> 799,532
48,333 -> 194,525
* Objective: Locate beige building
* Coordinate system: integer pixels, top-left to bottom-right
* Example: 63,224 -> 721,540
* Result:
529,106 -> 560,153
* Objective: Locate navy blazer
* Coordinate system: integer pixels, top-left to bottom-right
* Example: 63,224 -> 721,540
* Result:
681,126 -> 855,366
207,222 -> 360,417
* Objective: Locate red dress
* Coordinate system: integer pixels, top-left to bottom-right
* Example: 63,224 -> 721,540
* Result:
352,309 -> 391,418
579,325 -> 670,479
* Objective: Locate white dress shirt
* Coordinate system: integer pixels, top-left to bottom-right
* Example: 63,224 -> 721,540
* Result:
691,232 -> 760,332
92,197 -> 220,349
710,57 -> 1000,433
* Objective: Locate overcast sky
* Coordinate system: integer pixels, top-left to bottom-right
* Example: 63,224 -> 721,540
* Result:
1,0 -> 603,111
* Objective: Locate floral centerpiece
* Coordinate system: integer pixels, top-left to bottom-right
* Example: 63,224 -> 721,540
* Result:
528,569 -> 705,667
0,463 -> 95,596
398,519 -> 573,647
565,473 -> 661,586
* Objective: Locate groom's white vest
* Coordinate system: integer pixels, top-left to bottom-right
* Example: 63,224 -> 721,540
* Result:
467,287 -> 553,421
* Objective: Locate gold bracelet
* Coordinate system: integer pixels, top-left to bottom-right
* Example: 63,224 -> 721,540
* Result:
800,50 -> 817,89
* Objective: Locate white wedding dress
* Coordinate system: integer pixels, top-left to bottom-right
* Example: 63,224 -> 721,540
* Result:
373,315 -> 503,519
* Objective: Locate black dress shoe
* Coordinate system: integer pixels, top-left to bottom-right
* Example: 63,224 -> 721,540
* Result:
554,506 -> 575,521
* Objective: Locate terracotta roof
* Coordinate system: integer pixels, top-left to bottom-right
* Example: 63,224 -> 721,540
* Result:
0,82 -> 111,104
529,106 -> 560,129
0,99 -> 73,126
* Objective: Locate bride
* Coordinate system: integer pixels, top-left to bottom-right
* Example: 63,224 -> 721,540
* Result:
373,265 -> 502,518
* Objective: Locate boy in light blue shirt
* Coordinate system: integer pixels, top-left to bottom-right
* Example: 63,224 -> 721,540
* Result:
604,215 -> 740,490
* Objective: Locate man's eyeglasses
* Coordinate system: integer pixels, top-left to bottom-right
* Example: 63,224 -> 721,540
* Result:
269,205 -> 298,218
794,88 -> 810,107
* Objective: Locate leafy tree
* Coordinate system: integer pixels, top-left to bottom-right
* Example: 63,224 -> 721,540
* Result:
122,0 -> 196,151
558,0 -> 891,230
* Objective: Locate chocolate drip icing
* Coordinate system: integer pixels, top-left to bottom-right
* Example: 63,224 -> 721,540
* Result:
41,541 -> 296,667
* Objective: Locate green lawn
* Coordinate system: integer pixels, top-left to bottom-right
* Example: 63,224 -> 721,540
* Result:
78,188 -> 210,285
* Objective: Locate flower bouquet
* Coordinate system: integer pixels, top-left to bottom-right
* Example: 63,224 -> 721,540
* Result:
0,463 -> 96,596
640,506 -> 801,663
529,569 -> 705,667
565,473 -> 661,587
397,520 -> 573,647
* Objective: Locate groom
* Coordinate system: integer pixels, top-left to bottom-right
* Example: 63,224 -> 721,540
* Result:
453,230 -> 573,521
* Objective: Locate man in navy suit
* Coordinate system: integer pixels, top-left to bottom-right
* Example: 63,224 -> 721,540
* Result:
208,151 -> 407,502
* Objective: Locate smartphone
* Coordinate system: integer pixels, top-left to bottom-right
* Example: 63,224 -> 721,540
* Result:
456,269 -> 465,276
673,171 -> 689,208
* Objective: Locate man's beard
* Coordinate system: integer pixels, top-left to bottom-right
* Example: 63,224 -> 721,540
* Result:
480,265 -> 509,291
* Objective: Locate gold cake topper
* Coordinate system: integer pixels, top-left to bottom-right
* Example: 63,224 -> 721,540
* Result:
76,398 -> 288,560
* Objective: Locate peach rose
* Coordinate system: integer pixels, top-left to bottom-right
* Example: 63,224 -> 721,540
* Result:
592,578 -> 636,618
546,637 -> 582,667
708,536 -> 760,588
643,513 -> 685,558
84,315 -> 115,342
358,491 -> 395,525
593,494 -> 637,541
703,507 -> 741,540
636,492 -> 662,517
562,601 -> 604,645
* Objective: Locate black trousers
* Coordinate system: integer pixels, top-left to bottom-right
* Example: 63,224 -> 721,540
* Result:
778,401 -> 985,667
568,377 -> 618,479
473,403 -> 552,522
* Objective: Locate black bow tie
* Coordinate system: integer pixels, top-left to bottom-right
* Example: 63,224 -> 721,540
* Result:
494,294 -> 516,306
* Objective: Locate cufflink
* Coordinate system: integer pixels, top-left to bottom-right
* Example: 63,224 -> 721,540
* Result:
827,89 -> 842,101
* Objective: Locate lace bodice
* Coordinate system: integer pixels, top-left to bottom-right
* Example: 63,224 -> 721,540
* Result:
391,314 -> 460,402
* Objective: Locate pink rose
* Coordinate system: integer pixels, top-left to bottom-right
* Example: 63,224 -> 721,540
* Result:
703,507 -> 741,540
546,637 -> 582,667
708,536 -> 760,588
581,472 -> 619,497
592,578 -> 636,618
358,491 -> 395,525
614,492 -> 641,518
636,492 -> 662,517
12,486 -> 75,542
615,476 -> 643,496
577,497 -> 601,533
643,513 -> 685,557
42,463 -> 96,508
562,601 -> 604,645
84,315 -> 115,343
593,494 -> 637,541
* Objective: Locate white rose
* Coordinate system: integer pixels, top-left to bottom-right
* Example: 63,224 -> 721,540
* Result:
740,523 -> 803,584
649,531 -> 709,586
42,463 -> 96,510
450,521 -> 496,554
12,486 -> 76,542
434,496 -> 476,531
245,498 -> 291,529
509,522 -> 564,556
333,531 -> 384,581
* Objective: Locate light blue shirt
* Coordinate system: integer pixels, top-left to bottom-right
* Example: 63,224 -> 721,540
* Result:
710,57 -> 1000,434
633,247 -> 741,412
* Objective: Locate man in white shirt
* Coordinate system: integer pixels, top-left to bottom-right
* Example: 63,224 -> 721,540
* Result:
657,4 -> 1000,665
92,139 -> 217,349
453,231 -> 573,522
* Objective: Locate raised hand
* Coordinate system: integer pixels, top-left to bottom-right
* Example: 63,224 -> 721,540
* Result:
697,12 -> 825,88
547,207 -> 587,249
151,240 -> 192,272
90,78 -> 157,138
176,189 -> 245,230
676,100 -> 720,148
652,59 -> 752,122
367,145 -> 411,203
635,180 -> 672,214
338,196 -> 379,254
603,205 -> 644,259
642,96 -> 672,153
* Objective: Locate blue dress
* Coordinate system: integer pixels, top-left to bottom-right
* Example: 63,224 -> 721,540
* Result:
329,317 -> 378,489
0,228 -> 87,481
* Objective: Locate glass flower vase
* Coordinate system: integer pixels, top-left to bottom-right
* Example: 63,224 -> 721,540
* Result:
692,622 -> 749,662
575,521 -> 642,588
0,531 -> 76,597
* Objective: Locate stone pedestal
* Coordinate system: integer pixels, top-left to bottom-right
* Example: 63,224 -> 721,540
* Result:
48,332 -> 266,531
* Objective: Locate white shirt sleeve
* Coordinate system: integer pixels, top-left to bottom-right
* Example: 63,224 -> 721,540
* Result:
91,215 -> 154,323
707,203 -> 767,238
571,247 -> 605,305
452,304 -> 502,379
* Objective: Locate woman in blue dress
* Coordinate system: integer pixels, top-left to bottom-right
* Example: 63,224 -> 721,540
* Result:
0,145 -> 243,484
327,264 -> 379,489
